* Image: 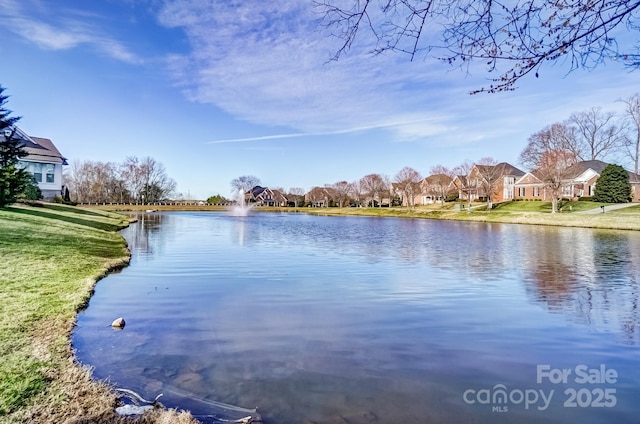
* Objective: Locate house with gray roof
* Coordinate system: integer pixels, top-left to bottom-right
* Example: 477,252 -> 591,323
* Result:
562,160 -> 640,201
562,160 -> 609,198
246,185 -> 287,206
515,160 -> 640,202
1,126 -> 68,200
467,162 -> 525,203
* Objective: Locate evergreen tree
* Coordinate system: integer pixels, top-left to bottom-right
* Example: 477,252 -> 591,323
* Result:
20,175 -> 42,201
593,164 -> 632,203
0,85 -> 31,208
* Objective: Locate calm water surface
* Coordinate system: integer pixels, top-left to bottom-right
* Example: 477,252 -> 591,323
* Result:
73,212 -> 640,423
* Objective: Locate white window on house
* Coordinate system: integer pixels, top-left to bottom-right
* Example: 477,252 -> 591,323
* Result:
518,187 -> 526,197
505,188 -> 514,199
533,187 -> 540,197
45,164 -> 55,183
31,163 -> 43,183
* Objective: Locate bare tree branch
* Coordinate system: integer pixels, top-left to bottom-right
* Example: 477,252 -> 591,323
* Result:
318,0 -> 640,93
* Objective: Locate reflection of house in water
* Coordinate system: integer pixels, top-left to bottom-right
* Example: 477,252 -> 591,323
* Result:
523,228 -> 640,344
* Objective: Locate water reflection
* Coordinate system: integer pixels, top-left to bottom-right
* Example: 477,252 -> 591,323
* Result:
125,212 -> 166,258
523,228 -> 640,344
74,213 -> 640,424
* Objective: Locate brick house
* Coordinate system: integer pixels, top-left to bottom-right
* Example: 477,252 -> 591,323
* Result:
464,162 -> 525,203
562,160 -> 608,199
562,160 -> 640,201
514,172 -> 549,200
514,160 -> 640,202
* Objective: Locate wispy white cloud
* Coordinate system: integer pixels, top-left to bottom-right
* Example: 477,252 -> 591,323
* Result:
207,117 -> 450,144
157,0 -> 455,140
0,0 -> 142,64
155,0 -> 635,150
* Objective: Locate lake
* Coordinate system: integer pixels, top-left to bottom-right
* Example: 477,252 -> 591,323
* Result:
73,212 -> 640,423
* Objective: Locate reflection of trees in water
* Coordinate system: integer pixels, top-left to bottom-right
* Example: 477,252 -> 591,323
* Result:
125,213 -> 166,258
261,217 -> 512,273
524,229 -> 640,344
591,233 -> 640,344
522,228 -> 585,309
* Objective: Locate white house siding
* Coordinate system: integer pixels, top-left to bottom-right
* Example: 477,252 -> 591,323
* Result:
2,128 -> 68,201
18,159 -> 64,199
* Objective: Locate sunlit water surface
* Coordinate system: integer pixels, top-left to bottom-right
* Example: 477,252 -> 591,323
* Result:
74,212 -> 640,423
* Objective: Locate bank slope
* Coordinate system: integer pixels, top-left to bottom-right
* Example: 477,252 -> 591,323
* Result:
0,203 -> 195,424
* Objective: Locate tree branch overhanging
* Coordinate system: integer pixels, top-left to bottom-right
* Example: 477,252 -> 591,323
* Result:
317,0 -> 640,93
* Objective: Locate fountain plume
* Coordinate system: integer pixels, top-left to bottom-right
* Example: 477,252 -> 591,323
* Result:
229,190 -> 252,216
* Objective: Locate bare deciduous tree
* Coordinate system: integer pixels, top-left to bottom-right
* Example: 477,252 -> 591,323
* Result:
473,157 -> 502,210
231,175 -> 261,198
349,180 -> 365,207
452,160 -> 475,211
65,160 -> 124,204
121,157 -> 145,202
394,166 -> 422,207
520,123 -> 579,213
318,1 -> 640,93
620,93 -> 640,174
569,108 -> 626,161
329,180 -> 352,207
360,173 -> 387,207
66,157 -> 175,203
138,157 -> 176,202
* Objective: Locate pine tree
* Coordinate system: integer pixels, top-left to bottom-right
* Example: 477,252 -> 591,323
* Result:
0,85 -> 31,208
593,164 -> 632,203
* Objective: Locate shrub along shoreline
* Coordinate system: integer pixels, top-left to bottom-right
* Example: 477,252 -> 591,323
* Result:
0,203 -> 196,423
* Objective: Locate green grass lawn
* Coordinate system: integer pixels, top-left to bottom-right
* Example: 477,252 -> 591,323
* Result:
0,203 -> 197,423
296,200 -> 640,230
491,200 -> 608,213
0,203 -> 130,420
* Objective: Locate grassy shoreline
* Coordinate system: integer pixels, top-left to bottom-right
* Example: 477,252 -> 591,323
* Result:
302,202 -> 640,231
93,201 -> 640,231
0,203 -> 196,423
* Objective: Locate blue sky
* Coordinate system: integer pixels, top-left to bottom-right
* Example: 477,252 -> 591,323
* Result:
0,0 -> 637,199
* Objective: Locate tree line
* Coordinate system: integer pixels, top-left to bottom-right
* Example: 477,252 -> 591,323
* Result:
232,94 -> 640,211
65,156 -> 176,204
2,85 -> 177,206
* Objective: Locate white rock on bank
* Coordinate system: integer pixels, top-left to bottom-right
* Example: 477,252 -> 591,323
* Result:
115,404 -> 153,416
